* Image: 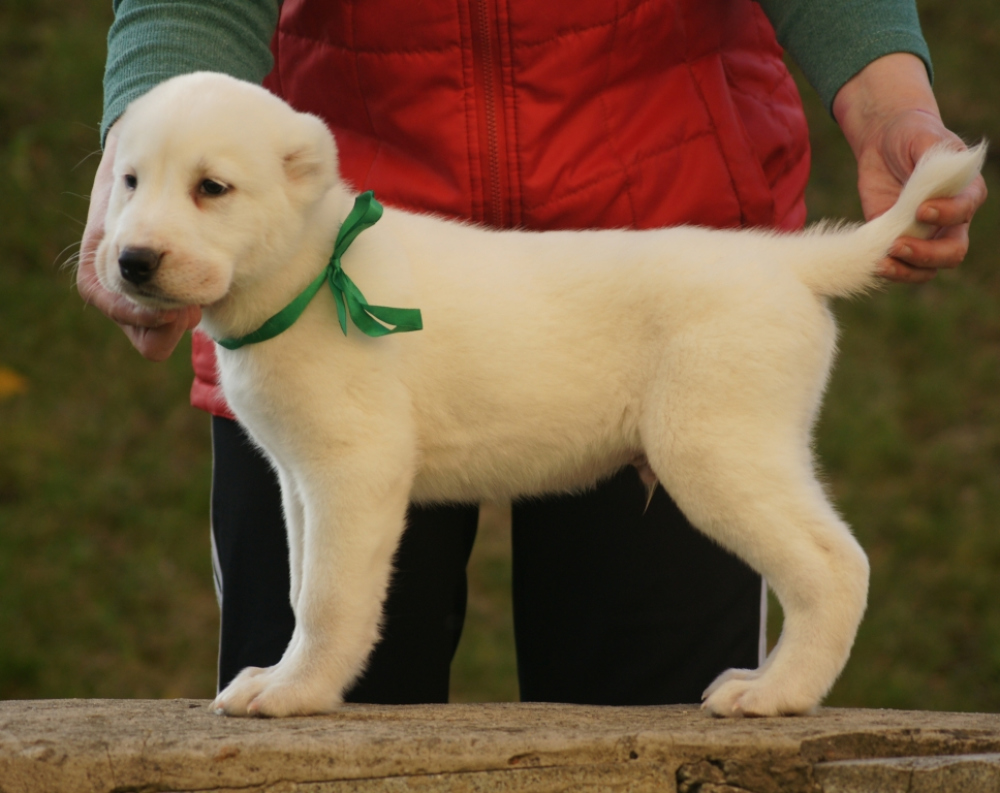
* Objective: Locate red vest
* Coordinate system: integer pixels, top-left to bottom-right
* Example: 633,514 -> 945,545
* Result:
192,0 -> 811,417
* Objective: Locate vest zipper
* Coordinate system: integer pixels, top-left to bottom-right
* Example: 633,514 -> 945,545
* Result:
470,0 -> 509,228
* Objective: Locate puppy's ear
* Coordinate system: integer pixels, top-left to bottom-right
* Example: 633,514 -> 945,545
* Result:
282,112 -> 339,200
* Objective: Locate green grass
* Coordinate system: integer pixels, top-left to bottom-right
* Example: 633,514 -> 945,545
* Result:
1,0 -> 998,710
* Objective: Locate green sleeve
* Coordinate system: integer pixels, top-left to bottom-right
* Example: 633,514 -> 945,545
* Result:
102,0 -> 280,144
757,0 -> 932,113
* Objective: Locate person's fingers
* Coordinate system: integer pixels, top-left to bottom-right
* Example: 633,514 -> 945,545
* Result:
916,174 -> 988,227
78,129 -> 118,283
77,228 -> 202,361
877,257 -> 939,284
123,308 -> 202,362
889,225 -> 971,271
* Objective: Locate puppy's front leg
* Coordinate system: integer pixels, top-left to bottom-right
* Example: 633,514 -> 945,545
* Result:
276,467 -> 305,613
212,458 -> 412,717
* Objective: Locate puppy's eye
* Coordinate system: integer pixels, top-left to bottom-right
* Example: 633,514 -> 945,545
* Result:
199,179 -> 228,196
124,174 -> 137,190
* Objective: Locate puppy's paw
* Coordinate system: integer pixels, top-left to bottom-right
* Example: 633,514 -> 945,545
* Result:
701,674 -> 817,718
245,678 -> 341,718
212,663 -> 342,718
212,666 -> 273,717
701,667 -> 760,701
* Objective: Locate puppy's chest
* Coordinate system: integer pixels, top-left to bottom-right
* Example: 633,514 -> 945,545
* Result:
216,353 -> 291,426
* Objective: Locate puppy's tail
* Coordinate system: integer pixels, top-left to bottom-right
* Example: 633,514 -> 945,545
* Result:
793,141 -> 986,298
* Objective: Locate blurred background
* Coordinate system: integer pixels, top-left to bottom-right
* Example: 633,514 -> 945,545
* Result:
1,0 -> 997,710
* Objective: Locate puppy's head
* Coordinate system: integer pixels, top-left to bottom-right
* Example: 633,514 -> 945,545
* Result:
95,72 -> 338,310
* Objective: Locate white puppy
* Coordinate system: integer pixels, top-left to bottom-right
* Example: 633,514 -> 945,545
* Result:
94,72 -> 985,718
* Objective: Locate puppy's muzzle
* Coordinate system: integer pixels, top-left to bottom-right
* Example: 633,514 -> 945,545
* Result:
118,247 -> 163,286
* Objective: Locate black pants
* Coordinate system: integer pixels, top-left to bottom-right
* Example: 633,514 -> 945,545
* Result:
210,416 -> 762,704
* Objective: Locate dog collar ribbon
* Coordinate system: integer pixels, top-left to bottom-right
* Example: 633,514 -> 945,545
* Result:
215,191 -> 422,350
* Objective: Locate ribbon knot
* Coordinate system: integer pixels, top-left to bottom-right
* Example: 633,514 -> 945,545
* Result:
216,191 -> 422,350
326,191 -> 423,338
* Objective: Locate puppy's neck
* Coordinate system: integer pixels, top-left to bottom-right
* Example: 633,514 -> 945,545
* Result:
199,185 -> 354,343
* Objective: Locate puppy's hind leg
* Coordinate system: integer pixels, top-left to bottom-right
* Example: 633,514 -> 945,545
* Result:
641,311 -> 869,717
649,423 -> 868,716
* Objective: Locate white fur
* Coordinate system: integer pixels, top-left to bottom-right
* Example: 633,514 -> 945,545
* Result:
95,72 -> 986,718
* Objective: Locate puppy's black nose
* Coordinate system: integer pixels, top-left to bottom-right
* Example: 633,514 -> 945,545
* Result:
118,247 -> 162,285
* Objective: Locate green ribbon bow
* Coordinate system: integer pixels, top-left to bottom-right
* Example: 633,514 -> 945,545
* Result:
216,191 -> 422,350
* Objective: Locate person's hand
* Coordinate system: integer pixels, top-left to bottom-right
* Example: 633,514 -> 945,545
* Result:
832,53 -> 988,284
78,127 -> 202,361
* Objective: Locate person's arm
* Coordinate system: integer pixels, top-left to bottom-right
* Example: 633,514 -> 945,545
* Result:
102,0 -> 279,142
79,0 -> 279,360
758,0 -> 932,115
759,0 -> 986,283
